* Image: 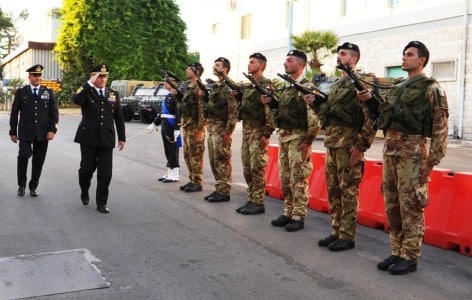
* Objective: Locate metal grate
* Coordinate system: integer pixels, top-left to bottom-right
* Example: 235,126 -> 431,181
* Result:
0,249 -> 110,299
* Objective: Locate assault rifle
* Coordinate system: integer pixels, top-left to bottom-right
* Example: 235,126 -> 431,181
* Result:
336,64 -> 384,117
190,66 -> 210,101
213,67 -> 245,92
160,69 -> 184,96
277,73 -> 328,107
242,72 -> 279,109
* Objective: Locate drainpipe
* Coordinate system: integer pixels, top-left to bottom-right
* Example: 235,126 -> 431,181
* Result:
458,0 -> 470,138
288,0 -> 294,51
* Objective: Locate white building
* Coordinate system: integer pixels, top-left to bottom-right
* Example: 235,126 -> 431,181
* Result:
182,0 -> 471,139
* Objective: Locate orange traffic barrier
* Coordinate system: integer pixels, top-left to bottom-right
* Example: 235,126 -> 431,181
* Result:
358,158 -> 388,231
454,172 -> 472,256
265,145 -> 284,200
423,169 -> 457,250
308,150 -> 329,213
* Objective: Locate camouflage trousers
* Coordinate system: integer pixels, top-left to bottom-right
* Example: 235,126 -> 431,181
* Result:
325,147 -> 364,240
241,123 -> 268,204
207,122 -> 232,195
279,138 -> 313,221
383,155 -> 428,260
183,124 -> 205,184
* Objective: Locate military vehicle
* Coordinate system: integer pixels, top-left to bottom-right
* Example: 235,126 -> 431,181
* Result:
121,83 -> 169,123
110,80 -> 158,98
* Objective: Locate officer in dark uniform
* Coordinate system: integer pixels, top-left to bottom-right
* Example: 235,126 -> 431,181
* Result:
9,64 -> 59,197
73,65 -> 126,214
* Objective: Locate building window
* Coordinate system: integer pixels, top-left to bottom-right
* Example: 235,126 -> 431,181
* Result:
341,0 -> 366,16
387,66 -> 407,78
211,23 -> 219,35
432,60 -> 456,81
241,14 -> 251,39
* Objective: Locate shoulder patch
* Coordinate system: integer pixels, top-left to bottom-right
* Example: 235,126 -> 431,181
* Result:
76,86 -> 84,94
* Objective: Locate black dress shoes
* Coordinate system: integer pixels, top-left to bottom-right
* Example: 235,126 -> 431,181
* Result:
80,191 -> 90,206
17,186 -> 25,197
30,189 -> 38,197
97,205 -> 110,214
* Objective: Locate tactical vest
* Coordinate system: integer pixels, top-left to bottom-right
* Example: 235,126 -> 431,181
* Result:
238,78 -> 271,124
178,83 -> 199,122
319,77 -> 364,130
206,83 -> 229,120
378,76 -> 434,137
275,78 -> 309,130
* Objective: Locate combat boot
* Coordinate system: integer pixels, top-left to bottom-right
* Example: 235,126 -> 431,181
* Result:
285,220 -> 304,232
377,255 -> 400,271
318,234 -> 338,247
328,238 -> 355,251
236,201 -> 252,213
205,191 -> 218,201
240,203 -> 265,215
388,258 -> 417,275
207,192 -> 230,202
271,215 -> 292,227
184,182 -> 202,192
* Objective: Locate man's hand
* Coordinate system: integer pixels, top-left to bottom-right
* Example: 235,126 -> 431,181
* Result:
299,142 -> 312,161
89,72 -> 100,86
356,89 -> 372,103
47,132 -> 55,141
10,135 -> 17,143
349,146 -> 363,166
118,141 -> 125,151
260,135 -> 269,149
420,161 -> 434,184
173,130 -> 181,141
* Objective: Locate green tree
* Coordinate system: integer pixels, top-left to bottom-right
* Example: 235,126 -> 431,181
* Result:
0,7 -> 15,59
291,30 -> 339,75
55,0 -> 191,104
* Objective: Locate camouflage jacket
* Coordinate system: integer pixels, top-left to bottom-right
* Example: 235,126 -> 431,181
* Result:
322,76 -> 376,151
383,77 -> 449,164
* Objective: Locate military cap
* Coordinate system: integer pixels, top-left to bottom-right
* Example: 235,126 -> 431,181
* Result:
26,64 -> 44,75
90,64 -> 109,76
249,52 -> 267,62
188,62 -> 204,76
286,49 -> 307,62
337,42 -> 360,55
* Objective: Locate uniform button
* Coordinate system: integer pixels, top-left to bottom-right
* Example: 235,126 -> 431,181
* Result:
100,122 -> 103,126
101,115 -> 104,118
35,107 -> 38,110
101,102 -> 104,104
101,108 -> 104,111
35,101 -> 37,104
35,113 -> 38,116
35,120 -> 37,123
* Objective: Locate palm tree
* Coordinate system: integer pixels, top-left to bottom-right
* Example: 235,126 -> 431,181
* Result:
291,30 -> 339,75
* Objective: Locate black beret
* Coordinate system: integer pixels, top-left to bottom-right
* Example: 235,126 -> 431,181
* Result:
90,64 -> 109,75
337,42 -> 360,55
26,64 -> 44,74
403,41 -> 429,56
215,57 -> 230,65
286,49 -> 307,62
188,62 -> 204,76
249,52 -> 267,62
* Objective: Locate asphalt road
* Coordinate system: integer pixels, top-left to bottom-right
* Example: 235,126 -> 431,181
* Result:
0,113 -> 471,299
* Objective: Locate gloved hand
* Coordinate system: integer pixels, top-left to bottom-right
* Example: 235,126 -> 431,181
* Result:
173,130 -> 181,141
146,123 -> 157,133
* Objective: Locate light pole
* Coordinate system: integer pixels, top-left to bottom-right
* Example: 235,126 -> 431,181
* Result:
288,0 -> 295,51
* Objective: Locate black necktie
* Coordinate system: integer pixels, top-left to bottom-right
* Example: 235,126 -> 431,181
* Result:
33,88 -> 38,97
99,89 -> 104,97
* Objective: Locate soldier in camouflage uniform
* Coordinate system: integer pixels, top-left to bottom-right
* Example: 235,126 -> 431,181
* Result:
235,53 -> 275,215
266,50 -> 321,232
315,43 -> 376,249
374,41 -> 448,275
204,57 -> 238,202
175,62 -> 206,193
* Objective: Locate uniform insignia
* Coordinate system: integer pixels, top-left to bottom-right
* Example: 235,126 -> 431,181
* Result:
76,86 -> 84,94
